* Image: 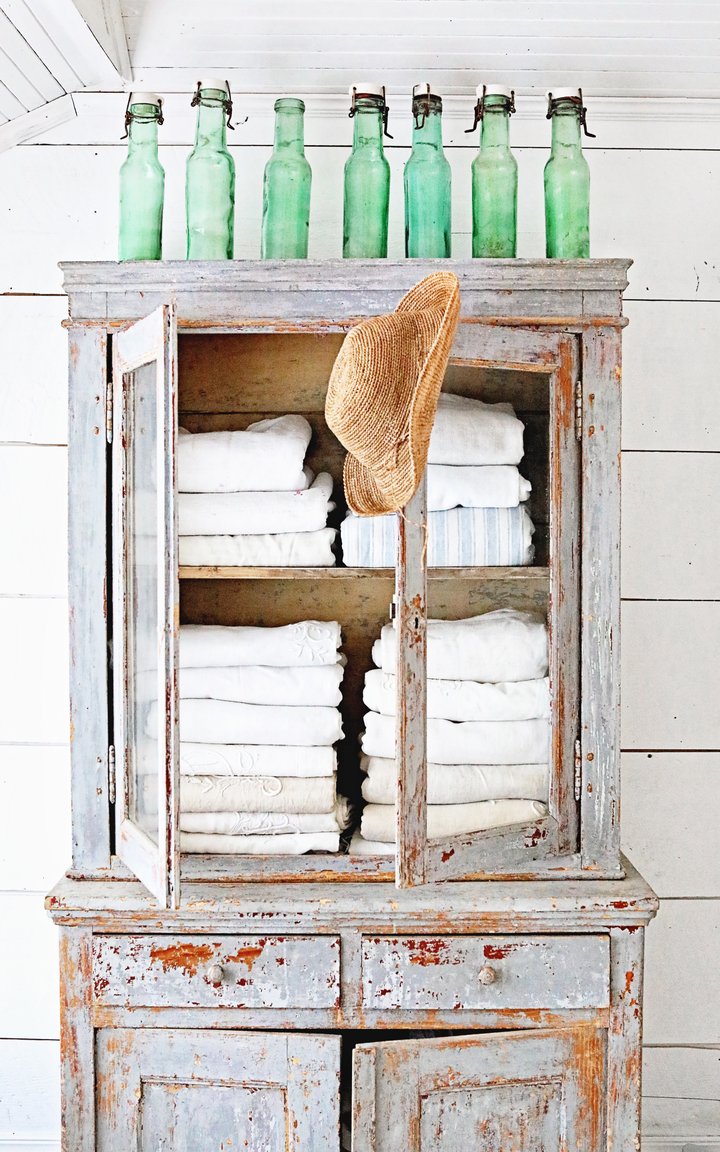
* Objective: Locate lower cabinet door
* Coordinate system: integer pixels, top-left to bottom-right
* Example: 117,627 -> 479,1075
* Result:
352,1026 -> 607,1152
96,1028 -> 340,1152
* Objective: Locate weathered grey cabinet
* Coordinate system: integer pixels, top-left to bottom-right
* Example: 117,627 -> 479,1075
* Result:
48,260 -> 657,1151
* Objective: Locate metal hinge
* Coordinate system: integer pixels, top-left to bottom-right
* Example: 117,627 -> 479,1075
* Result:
108,744 -> 116,804
105,378 -> 113,443
574,738 -> 582,801
575,378 -> 583,441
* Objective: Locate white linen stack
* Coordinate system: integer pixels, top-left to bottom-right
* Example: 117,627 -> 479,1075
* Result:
178,415 -> 337,566
340,393 -> 535,567
351,609 -> 551,855
177,622 -> 350,854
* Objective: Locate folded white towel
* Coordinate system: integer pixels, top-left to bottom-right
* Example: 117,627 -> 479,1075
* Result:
180,797 -> 352,836
181,831 -> 340,854
361,712 -> 549,765
179,527 -> 337,568
180,622 -> 342,669
427,464 -> 531,510
181,774 -> 336,814
167,699 -> 343,746
179,471 -> 335,536
360,756 -> 549,805
340,505 -> 534,568
181,663 -> 344,707
178,415 -> 312,493
429,393 -> 525,466
373,610 -> 548,683
361,799 -> 547,842
180,742 -> 337,777
363,669 -> 549,722
349,830 -> 394,856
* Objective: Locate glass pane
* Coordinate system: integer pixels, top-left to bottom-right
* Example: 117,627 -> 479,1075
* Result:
125,361 -> 160,842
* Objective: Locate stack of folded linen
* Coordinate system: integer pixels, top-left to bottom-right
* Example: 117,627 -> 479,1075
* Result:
350,608 -> 550,855
174,621 -> 351,854
340,393 -> 534,567
178,415 -> 337,567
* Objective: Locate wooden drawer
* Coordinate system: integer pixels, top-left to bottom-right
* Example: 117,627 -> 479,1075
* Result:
361,935 -> 609,1011
93,934 -> 341,1009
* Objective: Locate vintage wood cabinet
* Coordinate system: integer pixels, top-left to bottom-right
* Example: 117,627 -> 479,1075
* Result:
47,259 -> 658,1151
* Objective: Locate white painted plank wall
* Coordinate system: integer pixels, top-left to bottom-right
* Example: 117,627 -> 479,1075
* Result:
0,92 -> 718,1152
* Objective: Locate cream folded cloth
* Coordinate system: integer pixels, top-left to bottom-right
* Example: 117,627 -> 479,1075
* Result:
178,416 -> 312,493
361,712 -> 549,765
360,756 -> 549,805
427,464 -> 531,510
179,528 -> 337,567
181,832 -> 340,855
180,743 -> 337,777
165,699 -> 343,746
373,609 -> 547,683
180,622 -> 342,668
363,669 -> 549,722
361,799 -> 547,843
180,797 -> 352,835
428,394 -> 525,466
349,831 -> 395,856
181,773 -> 336,814
340,505 -> 534,568
179,471 -> 334,536
181,663 -> 344,707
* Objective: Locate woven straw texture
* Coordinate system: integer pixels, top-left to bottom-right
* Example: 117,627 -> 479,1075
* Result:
325,272 -> 461,515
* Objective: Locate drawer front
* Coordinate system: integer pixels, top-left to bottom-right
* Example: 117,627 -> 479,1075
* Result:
93,934 -> 340,1009
361,935 -> 609,1011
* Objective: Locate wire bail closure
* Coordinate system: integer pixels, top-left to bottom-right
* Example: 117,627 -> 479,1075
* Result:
412,83 -> 440,130
349,86 -> 393,139
192,81 -> 235,129
121,93 -> 164,139
464,85 -> 515,134
546,88 -> 596,138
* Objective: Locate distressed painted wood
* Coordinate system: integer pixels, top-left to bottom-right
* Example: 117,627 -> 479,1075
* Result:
607,927 -> 645,1152
353,1025 -> 607,1152
361,934 -> 609,1012
58,928 -> 94,1152
67,325 -> 110,871
95,1029 -> 341,1152
93,933 -> 340,1009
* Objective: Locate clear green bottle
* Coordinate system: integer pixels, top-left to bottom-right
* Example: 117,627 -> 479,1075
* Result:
186,78 -> 236,260
343,84 -> 391,259
118,93 -> 164,261
261,98 -> 312,259
544,88 -> 594,259
468,85 -> 517,258
404,84 -> 452,258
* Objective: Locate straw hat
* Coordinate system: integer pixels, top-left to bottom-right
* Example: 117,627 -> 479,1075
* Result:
325,272 -> 461,516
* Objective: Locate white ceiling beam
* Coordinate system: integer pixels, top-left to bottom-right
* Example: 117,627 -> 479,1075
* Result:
0,91 -> 75,152
18,0 -> 131,89
70,0 -> 132,83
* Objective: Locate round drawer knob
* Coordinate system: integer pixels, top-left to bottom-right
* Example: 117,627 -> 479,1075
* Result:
478,965 -> 497,986
207,962 -> 225,986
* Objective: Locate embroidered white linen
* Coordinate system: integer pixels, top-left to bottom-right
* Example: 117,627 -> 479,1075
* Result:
180,797 -> 352,835
360,756 -> 549,805
179,528 -> 337,567
360,800 -> 547,844
181,663 -> 344,707
427,463 -> 531,510
180,743 -> 337,777
373,610 -> 548,683
178,471 -> 334,536
180,622 -> 342,668
178,416 -> 312,493
181,774 -> 336,814
363,669 -> 549,723
428,393 -> 525,465
181,832 -> 340,855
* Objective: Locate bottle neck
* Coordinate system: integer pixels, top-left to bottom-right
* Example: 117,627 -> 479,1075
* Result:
352,104 -> 384,151
412,106 -> 443,150
550,107 -> 583,153
480,107 -> 510,149
274,103 -> 305,153
194,91 -> 228,149
127,107 -> 160,151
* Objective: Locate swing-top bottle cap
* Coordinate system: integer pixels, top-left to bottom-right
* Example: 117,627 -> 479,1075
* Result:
129,92 -> 161,106
413,83 -> 442,100
349,82 -> 386,99
548,87 -> 583,102
198,77 -> 230,94
477,84 -> 512,99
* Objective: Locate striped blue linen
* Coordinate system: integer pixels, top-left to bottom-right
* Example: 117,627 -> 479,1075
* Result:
340,505 -> 535,567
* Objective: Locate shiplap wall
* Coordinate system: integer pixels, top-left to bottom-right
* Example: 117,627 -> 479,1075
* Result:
1,7 -> 719,1148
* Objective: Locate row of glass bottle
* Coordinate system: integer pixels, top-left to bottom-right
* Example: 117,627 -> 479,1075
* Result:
119,80 -> 592,263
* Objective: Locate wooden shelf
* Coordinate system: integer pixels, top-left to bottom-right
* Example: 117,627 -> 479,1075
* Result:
179,565 -> 550,581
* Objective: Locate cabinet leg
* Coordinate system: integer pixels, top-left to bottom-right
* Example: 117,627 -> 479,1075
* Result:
59,927 -> 95,1152
607,926 -> 645,1152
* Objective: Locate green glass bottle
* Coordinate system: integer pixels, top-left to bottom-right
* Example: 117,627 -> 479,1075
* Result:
343,84 -> 391,259
468,85 -> 517,258
404,84 -> 452,258
544,88 -> 594,259
261,98 -> 312,259
118,93 -> 164,261
186,78 -> 236,260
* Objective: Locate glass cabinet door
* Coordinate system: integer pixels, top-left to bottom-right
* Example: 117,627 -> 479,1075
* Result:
112,303 -> 180,907
395,325 -> 581,886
